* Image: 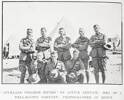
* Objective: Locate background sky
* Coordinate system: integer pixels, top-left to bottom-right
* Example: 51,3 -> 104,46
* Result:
3,2 -> 121,55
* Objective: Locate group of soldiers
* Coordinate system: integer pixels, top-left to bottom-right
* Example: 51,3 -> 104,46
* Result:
19,24 -> 107,84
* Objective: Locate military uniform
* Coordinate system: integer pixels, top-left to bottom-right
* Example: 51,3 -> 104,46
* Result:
66,58 -> 84,84
89,32 -> 106,83
72,36 -> 89,83
3,43 -> 9,59
45,59 -> 67,84
54,36 -> 71,65
36,36 -> 51,83
19,37 -> 35,83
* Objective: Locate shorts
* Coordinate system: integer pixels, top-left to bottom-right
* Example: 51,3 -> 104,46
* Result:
81,59 -> 89,70
37,49 -> 51,61
92,58 -> 105,73
19,60 -> 32,75
57,50 -> 71,62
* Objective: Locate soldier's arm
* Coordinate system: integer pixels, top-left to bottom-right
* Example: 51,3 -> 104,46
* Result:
77,38 -> 89,50
96,34 -> 106,45
36,37 -> 50,47
54,39 -> 60,48
42,38 -> 51,47
101,34 -> 106,44
89,36 -> 95,44
38,42 -> 49,47
54,39 -> 64,51
61,43 -> 71,50
61,37 -> 71,49
79,39 -> 89,50
19,39 -> 30,50
89,36 -> 97,47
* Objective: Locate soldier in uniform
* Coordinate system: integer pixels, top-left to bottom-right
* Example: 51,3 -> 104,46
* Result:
36,27 -> 52,83
45,51 -> 67,84
3,43 -> 9,59
54,27 -> 71,69
72,28 -> 89,83
66,50 -> 84,84
19,28 -> 35,83
89,24 -> 106,84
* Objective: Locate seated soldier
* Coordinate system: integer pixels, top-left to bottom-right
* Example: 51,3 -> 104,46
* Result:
66,50 -> 85,84
45,51 -> 67,84
27,53 -> 40,84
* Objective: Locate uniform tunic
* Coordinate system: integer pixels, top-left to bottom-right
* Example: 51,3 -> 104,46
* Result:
35,36 -> 51,83
66,58 -> 84,73
66,58 -> 85,83
89,33 -> 106,72
36,36 -> 51,62
45,59 -> 66,84
19,37 -> 35,83
72,36 -> 89,70
54,36 -> 71,62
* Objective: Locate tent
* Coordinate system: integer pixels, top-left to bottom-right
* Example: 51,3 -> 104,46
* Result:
48,17 -> 78,52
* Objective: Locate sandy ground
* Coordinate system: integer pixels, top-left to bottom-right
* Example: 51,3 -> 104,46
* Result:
2,51 -> 122,84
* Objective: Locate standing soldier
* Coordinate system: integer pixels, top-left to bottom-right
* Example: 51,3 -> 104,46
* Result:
89,24 -> 106,84
19,28 -> 35,83
54,27 -> 71,69
36,27 -> 52,83
72,28 -> 89,83
3,43 -> 9,59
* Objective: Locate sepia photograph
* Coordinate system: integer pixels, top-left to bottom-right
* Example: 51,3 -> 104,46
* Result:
2,1 -> 122,84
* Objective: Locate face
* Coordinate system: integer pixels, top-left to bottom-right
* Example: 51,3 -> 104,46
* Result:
79,28 -> 84,37
41,28 -> 46,37
73,51 -> 79,59
51,52 -> 58,60
59,28 -> 66,37
94,25 -> 100,34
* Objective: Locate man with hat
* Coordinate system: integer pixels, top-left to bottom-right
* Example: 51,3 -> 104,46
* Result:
89,24 -> 106,84
36,27 -> 52,83
19,28 -> 35,83
72,28 -> 89,83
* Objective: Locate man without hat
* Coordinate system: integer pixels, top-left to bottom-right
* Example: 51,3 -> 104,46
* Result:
19,28 -> 35,83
